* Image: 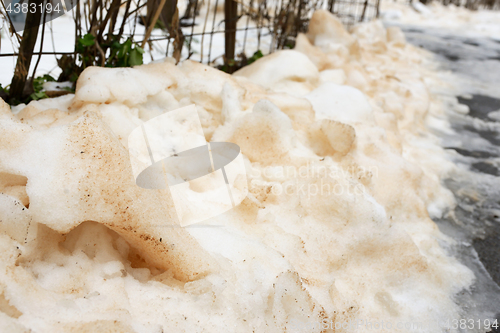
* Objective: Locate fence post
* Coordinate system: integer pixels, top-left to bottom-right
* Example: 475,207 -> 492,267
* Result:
328,0 -> 336,12
9,0 -> 43,101
224,0 -> 238,72
360,0 -> 369,21
296,0 -> 305,34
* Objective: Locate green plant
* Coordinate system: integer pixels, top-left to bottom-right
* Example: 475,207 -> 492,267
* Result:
0,83 -> 10,102
218,50 -> 264,73
77,33 -> 96,48
75,34 -> 145,69
154,19 -> 166,30
219,58 -> 236,73
105,37 -> 145,68
247,50 -> 264,65
75,33 -> 96,68
29,74 -> 56,101
62,86 -> 76,93
0,84 -> 9,95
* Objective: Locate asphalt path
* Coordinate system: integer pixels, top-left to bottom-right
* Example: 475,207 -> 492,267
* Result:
387,23 -> 500,332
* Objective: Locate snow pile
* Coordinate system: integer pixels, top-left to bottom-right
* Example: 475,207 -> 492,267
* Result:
0,10 -> 486,333
381,0 -> 500,39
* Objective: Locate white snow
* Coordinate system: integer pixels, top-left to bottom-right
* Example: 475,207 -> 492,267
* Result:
305,82 -> 374,125
381,0 -> 500,39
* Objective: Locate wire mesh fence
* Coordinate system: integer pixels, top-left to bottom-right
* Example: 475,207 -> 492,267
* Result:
1,0 -> 380,63
123,0 -> 381,68
0,0 -> 380,102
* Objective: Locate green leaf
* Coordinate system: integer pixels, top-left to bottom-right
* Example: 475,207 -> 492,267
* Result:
42,74 -> 56,82
154,19 -> 166,30
118,39 -> 132,59
129,47 -> 144,67
69,73 -> 79,82
32,74 -> 56,94
29,91 -> 48,101
78,34 -> 95,47
248,50 -> 264,65
0,84 -> 9,94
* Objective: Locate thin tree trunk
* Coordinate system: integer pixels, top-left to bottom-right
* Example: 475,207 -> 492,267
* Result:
165,0 -> 184,63
10,0 -> 43,100
224,0 -> 238,72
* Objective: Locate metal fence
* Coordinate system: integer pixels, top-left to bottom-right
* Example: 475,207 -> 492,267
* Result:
141,0 -> 381,67
1,0 -> 380,64
0,0 -> 380,100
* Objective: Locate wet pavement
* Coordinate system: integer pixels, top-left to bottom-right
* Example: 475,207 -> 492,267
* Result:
387,24 -> 500,332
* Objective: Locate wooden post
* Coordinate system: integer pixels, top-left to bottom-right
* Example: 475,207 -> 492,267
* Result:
224,0 -> 238,72
360,0 -> 369,21
145,0 -> 183,62
10,0 -> 43,101
328,0 -> 336,13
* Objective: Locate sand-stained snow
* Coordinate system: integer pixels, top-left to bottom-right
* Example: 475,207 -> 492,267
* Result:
0,8 -> 497,333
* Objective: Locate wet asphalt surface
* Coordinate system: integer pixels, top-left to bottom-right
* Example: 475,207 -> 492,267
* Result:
386,24 -> 500,331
